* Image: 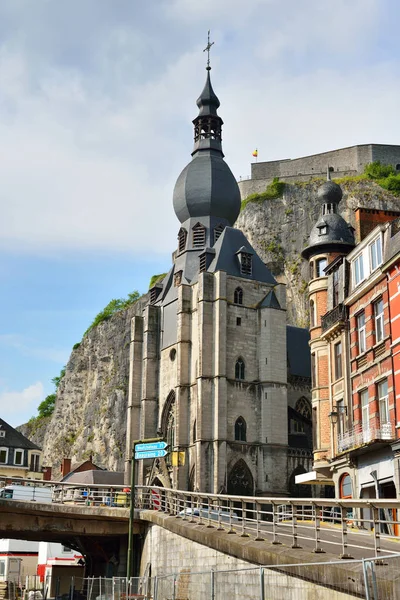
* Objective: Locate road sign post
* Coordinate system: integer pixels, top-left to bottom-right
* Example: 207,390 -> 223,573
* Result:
126,437 -> 165,579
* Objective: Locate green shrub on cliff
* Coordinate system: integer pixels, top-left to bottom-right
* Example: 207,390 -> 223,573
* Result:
364,161 -> 395,180
84,291 -> 140,336
241,178 -> 286,211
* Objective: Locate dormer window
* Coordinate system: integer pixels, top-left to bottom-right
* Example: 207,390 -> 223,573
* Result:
199,253 -> 206,272
0,430 -> 5,438
369,236 -> 382,271
192,223 -> 206,248
178,228 -> 188,253
174,270 -> 183,287
236,247 -> 253,276
214,224 -> 224,244
318,224 -> 328,235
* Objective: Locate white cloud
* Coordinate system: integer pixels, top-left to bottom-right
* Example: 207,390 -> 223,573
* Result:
0,0 -> 396,257
0,382 -> 44,426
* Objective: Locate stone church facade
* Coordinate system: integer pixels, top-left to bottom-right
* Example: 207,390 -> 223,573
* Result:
125,66 -> 312,496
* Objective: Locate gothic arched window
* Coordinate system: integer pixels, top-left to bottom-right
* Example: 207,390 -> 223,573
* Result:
235,417 -> 247,441
234,287 -> 243,305
310,300 -> 315,328
235,358 -> 245,380
295,397 -> 311,421
178,228 -> 187,252
161,390 -> 176,467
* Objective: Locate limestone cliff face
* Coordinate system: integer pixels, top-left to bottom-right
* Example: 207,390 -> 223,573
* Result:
20,296 -> 147,475
236,179 -> 400,326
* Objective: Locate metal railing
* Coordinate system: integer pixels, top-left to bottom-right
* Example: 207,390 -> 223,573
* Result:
2,476 -> 400,560
338,422 -> 394,452
135,485 -> 400,559
321,303 -> 347,333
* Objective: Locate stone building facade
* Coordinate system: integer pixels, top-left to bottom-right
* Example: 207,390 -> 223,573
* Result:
238,144 -> 400,199
125,67 -> 312,496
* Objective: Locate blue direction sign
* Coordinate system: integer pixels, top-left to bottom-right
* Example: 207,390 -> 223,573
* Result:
135,441 -> 167,452
135,449 -> 167,460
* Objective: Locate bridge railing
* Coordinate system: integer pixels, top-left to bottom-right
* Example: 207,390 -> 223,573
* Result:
136,485 -> 400,559
0,475 -> 131,507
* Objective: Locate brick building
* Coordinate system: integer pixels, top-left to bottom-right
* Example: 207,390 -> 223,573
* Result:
124,66 -> 312,496
300,178 -> 400,507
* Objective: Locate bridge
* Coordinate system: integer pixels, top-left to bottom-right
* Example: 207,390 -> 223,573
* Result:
1,477 -> 400,597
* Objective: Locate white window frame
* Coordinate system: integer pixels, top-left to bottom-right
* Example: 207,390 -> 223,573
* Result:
357,312 -> 366,354
374,298 -> 384,343
369,235 -> 383,272
316,257 -> 327,278
0,447 -> 8,464
353,253 -> 365,287
378,380 -> 389,425
361,390 -> 370,442
0,560 -> 5,576
14,448 -> 24,466
0,431 -> 5,438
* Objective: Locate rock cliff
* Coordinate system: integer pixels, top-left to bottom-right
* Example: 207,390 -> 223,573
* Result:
20,296 -> 148,475
236,178 -> 400,326
19,179 -> 400,472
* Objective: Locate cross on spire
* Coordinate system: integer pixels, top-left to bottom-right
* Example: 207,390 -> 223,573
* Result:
203,30 -> 214,71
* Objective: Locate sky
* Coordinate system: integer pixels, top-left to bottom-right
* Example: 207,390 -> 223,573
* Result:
1,0 -> 400,426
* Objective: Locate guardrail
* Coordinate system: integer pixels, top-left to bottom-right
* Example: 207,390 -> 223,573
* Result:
2,476 -> 400,559
338,422 -> 394,452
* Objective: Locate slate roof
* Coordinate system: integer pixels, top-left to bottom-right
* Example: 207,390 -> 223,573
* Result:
208,227 -> 277,284
61,470 -> 124,485
286,326 -> 311,378
259,290 -> 281,309
384,218 -> 400,263
0,418 -> 41,450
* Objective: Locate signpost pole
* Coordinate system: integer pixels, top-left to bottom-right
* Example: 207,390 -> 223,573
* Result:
126,437 -> 166,579
127,441 -> 136,580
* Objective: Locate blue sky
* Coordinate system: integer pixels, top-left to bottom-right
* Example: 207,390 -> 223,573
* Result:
1,0 -> 400,426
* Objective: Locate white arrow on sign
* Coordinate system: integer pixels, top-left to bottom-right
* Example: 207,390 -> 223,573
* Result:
135,441 -> 167,452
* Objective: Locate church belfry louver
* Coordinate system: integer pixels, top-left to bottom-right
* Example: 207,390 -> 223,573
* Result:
125,49 -> 312,496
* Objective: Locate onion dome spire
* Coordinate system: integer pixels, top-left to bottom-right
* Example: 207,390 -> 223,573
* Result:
172,34 -> 241,226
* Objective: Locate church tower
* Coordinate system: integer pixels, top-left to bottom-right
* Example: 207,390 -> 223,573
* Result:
301,174 -> 355,477
126,55 -> 311,496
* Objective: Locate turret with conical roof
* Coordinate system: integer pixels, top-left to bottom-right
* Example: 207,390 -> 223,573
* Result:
302,170 -> 355,260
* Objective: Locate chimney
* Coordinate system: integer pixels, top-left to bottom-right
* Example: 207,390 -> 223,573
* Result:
61,458 -> 72,478
354,208 -> 400,242
42,466 -> 52,481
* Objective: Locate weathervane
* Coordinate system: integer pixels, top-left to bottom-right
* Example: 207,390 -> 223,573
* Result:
203,30 -> 214,70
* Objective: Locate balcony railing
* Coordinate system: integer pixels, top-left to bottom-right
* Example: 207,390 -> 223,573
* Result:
338,422 -> 394,453
321,303 -> 347,333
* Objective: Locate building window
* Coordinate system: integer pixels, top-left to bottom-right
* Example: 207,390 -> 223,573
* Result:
295,397 -> 311,420
234,287 -> 243,305
236,317 -> 241,326
353,254 -> 364,286
0,430 -> 5,438
340,473 -> 352,499
235,417 -> 247,441
199,253 -> 207,272
310,300 -> 315,328
240,253 -> 252,276
374,298 -> 384,343
309,262 -> 314,279
318,224 -> 328,236
30,453 -> 40,472
378,380 -> 389,425
293,419 -> 305,433
334,342 -> 342,380
178,228 -> 187,252
311,353 -> 316,387
357,312 -> 366,353
361,389 -> 369,434
0,447 -> 8,464
214,224 -> 224,244
316,258 -> 327,278
369,236 -> 382,271
235,358 -> 245,380
14,449 -> 24,466
192,223 -> 206,248
0,561 -> 5,577
333,269 -> 339,307
336,399 -> 346,436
